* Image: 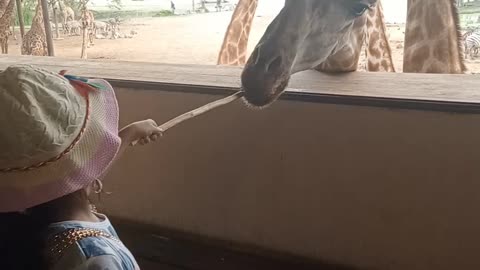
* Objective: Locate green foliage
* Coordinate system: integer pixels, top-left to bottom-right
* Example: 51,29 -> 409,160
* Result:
106,0 -> 122,10
17,0 -> 38,26
93,9 -> 166,20
14,0 -> 179,26
153,10 -> 174,17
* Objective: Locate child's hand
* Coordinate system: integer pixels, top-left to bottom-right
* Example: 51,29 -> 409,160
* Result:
119,119 -> 163,146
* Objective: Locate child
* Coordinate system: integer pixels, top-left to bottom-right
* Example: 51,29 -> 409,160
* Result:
0,65 -> 162,270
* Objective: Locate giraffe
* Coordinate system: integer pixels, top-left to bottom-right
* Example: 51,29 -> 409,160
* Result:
21,1 -> 47,56
57,1 -> 75,34
0,0 -> 15,54
234,0 -> 465,107
80,7 -> 95,59
0,0 -> 8,14
402,0 -> 466,73
0,0 -> 14,41
217,0 -> 394,71
364,1 -> 395,72
82,8 -> 95,47
217,0 -> 258,65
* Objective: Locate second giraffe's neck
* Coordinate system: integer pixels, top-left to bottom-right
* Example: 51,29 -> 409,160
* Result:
32,3 -> 44,29
318,1 -> 395,73
217,0 -> 258,65
365,1 -> 395,72
315,14 -> 367,73
403,0 -> 465,73
0,0 -> 15,27
0,0 -> 9,15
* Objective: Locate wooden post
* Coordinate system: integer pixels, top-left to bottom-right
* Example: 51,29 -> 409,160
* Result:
40,0 -> 55,56
15,0 -> 24,38
52,6 -> 60,38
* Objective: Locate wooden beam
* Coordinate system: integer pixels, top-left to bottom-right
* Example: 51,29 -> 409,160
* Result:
0,55 -> 480,113
15,0 -> 24,38
111,217 -> 362,270
40,0 -> 55,56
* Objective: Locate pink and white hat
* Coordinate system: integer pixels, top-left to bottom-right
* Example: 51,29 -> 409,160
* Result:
0,65 -> 121,213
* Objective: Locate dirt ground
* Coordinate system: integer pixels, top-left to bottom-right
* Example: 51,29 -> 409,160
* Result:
6,12 -> 480,73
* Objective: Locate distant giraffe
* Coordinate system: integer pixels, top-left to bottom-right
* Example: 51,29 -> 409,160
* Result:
83,9 -> 95,47
53,0 -> 75,34
58,1 -> 75,34
217,0 -> 258,65
21,1 -> 47,56
0,0 -> 15,54
0,0 -> 17,42
364,1 -> 395,72
80,7 -> 95,58
0,0 -> 8,14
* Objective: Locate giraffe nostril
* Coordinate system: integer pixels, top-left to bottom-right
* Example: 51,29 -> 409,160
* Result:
266,55 -> 283,73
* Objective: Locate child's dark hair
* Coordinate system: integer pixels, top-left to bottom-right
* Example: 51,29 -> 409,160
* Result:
0,190 -> 90,270
0,210 -> 49,270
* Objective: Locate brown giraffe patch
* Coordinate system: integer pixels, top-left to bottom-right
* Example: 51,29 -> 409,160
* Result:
217,0 -> 258,65
403,0 -> 465,73
368,61 -> 380,71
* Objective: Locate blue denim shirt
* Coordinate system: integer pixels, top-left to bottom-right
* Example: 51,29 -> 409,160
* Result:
47,213 -> 140,270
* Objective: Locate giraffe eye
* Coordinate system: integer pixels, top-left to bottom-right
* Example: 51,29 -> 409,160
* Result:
351,3 -> 370,16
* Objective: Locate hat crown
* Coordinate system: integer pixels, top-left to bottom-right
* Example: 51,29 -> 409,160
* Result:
0,65 -> 86,170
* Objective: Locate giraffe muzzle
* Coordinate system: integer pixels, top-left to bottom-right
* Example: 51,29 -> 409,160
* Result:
241,47 -> 290,107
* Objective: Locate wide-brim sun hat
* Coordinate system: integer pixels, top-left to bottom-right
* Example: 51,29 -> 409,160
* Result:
0,65 -> 121,213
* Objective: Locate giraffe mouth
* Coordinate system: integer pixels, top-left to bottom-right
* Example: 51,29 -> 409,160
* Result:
240,49 -> 291,108
241,73 -> 290,109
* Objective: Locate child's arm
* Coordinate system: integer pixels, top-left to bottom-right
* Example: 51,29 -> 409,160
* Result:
117,119 -> 163,156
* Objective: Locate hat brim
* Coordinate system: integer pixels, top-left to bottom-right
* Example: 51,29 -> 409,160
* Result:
0,79 -> 121,212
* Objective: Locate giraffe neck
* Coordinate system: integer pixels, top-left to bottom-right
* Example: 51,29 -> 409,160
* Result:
365,1 -> 395,72
0,0 -> 9,16
315,14 -> 367,73
0,0 -> 15,31
217,0 -> 258,66
403,0 -> 466,73
316,2 -> 395,74
31,2 -> 45,34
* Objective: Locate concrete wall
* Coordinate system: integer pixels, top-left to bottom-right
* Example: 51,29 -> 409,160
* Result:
101,86 -> 480,270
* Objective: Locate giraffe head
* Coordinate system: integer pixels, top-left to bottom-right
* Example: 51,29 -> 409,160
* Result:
241,0 -> 377,107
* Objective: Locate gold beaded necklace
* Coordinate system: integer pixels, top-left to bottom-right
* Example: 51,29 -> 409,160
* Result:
45,207 -> 121,266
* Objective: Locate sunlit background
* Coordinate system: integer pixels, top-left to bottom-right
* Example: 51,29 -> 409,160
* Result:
7,0 -> 479,73
89,0 -> 409,23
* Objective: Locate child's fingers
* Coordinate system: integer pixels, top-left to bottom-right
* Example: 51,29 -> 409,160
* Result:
139,137 -> 149,145
144,137 -> 151,144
